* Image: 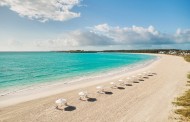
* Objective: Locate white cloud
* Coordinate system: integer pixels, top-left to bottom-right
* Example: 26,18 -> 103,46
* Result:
94,23 -> 110,32
93,24 -> 172,45
0,24 -> 190,51
175,28 -> 190,43
0,0 -> 81,22
35,30 -> 115,48
32,24 -> 189,50
28,24 -> 190,50
92,24 -> 190,45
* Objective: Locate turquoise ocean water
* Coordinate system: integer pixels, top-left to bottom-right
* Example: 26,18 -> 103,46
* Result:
0,52 -> 156,91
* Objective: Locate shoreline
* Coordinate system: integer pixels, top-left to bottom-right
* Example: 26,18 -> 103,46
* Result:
0,54 -> 190,121
0,53 -> 158,108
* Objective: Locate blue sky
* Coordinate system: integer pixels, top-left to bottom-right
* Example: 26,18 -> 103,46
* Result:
0,0 -> 190,51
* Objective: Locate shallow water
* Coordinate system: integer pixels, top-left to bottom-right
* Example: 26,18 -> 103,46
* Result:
0,52 -> 155,90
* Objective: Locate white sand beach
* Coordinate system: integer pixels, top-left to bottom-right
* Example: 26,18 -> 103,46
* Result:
0,54 -> 190,122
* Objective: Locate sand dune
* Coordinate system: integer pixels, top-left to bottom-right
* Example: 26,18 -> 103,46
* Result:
0,54 -> 190,122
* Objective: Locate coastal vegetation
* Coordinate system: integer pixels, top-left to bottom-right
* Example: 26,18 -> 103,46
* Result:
173,73 -> 190,120
172,56 -> 190,121
184,55 -> 190,62
56,49 -> 190,55
173,85 -> 190,120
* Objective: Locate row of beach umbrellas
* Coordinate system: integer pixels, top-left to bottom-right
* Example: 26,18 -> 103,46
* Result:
55,71 -> 154,109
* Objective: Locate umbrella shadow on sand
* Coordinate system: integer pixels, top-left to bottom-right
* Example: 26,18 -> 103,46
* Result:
64,105 -> 76,111
87,97 -> 97,102
104,91 -> 113,95
117,87 -> 125,90
139,79 -> 144,81
133,81 -> 139,83
125,84 -> 133,86
143,77 -> 149,79
56,105 -> 76,111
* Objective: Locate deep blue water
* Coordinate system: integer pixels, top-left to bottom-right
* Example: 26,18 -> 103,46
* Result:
0,52 -> 155,89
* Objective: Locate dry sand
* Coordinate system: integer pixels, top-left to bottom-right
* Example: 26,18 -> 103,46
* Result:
0,54 -> 190,122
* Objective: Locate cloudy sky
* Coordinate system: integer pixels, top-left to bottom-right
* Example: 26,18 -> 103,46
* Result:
0,0 -> 190,51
